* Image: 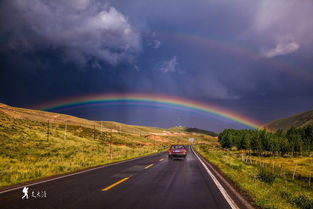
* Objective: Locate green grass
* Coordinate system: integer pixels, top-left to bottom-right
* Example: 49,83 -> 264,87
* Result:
194,144 -> 313,209
249,155 -> 313,179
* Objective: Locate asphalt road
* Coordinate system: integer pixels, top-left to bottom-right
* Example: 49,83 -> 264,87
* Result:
0,146 -> 233,209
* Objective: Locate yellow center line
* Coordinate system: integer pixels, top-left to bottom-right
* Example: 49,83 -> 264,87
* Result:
101,177 -> 130,191
159,158 -> 164,161
144,163 -> 154,169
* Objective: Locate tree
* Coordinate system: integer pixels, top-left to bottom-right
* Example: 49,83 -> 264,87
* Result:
279,137 -> 290,156
251,134 -> 263,155
275,129 -> 285,137
239,133 -> 251,150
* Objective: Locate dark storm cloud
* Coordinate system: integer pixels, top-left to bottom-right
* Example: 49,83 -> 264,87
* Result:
1,0 -> 313,131
0,0 -> 141,66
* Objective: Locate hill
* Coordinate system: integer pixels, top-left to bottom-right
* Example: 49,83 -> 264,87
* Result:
168,126 -> 218,137
0,103 -> 164,134
264,109 -> 313,131
0,103 -> 213,187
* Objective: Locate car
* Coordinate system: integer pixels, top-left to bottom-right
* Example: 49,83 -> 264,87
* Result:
168,145 -> 187,159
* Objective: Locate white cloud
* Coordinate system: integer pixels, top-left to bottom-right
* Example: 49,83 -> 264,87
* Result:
250,0 -> 313,52
0,0 -> 141,66
160,56 -> 178,73
264,41 -> 299,58
153,40 -> 161,49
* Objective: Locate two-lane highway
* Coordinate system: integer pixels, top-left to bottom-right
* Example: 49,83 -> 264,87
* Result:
0,146 -> 234,209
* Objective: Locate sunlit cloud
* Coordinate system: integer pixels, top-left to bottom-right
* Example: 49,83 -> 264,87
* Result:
251,0 -> 313,53
264,41 -> 300,58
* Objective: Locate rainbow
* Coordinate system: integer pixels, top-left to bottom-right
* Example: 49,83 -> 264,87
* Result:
155,29 -> 313,82
34,93 -> 262,129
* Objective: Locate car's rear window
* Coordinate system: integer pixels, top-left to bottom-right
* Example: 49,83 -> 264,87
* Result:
171,145 -> 185,149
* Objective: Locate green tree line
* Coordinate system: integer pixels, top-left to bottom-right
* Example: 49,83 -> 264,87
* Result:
218,126 -> 313,156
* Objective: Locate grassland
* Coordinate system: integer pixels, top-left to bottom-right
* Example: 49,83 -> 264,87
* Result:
194,143 -> 313,209
0,104 -> 212,187
0,103 -> 166,134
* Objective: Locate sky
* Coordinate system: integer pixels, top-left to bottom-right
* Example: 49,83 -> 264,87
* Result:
1,0 -> 313,132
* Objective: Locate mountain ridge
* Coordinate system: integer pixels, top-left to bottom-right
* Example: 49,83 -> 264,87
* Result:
264,109 -> 313,131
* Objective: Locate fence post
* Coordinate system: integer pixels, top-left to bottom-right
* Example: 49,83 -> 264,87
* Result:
309,174 -> 311,186
292,164 -> 297,181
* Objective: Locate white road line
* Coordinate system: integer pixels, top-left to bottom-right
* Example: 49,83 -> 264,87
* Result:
0,152 -> 165,194
191,147 -> 240,209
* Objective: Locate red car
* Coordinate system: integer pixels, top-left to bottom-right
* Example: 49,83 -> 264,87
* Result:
168,145 -> 187,159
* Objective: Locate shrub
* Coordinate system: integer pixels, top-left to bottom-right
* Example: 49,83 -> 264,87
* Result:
257,167 -> 276,184
291,195 -> 313,209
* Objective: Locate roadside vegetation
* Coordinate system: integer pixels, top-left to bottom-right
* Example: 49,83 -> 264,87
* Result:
194,128 -> 313,209
219,127 -> 313,156
0,107 -> 211,187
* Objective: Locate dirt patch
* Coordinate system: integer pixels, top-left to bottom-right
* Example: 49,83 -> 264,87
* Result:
145,135 -> 168,142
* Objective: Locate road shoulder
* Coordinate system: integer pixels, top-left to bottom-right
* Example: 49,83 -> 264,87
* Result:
192,146 -> 256,209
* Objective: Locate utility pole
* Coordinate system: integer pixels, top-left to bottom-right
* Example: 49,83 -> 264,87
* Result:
109,129 -> 112,160
176,116 -> 182,127
64,120 -> 67,140
154,136 -> 156,152
94,124 -> 96,140
47,120 -> 50,141
100,121 -> 102,136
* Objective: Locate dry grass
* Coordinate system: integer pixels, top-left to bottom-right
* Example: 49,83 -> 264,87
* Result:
0,108 -> 211,187
194,143 -> 313,209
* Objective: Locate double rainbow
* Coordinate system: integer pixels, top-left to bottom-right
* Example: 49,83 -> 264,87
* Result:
35,93 -> 261,129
